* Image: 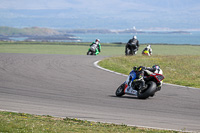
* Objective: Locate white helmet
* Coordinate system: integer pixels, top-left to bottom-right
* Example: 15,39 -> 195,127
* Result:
95,39 -> 100,42
147,45 -> 151,49
133,36 -> 137,39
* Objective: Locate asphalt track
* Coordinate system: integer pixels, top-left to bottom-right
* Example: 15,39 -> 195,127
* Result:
0,53 -> 200,132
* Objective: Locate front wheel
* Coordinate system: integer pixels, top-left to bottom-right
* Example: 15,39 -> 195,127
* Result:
87,50 -> 93,55
137,81 -> 156,99
125,48 -> 131,56
115,83 -> 125,97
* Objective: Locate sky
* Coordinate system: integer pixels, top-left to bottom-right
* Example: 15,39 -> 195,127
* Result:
0,0 -> 200,30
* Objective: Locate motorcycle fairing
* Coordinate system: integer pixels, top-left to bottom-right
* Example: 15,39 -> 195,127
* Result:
124,83 -> 138,96
126,70 -> 136,83
124,70 -> 138,96
90,44 -> 97,52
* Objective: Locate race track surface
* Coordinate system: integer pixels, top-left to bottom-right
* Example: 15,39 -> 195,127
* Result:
0,53 -> 200,132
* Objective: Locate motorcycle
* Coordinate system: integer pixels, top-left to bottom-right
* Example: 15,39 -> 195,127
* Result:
142,48 -> 151,56
87,43 -> 97,55
125,43 -> 138,55
115,68 -> 164,99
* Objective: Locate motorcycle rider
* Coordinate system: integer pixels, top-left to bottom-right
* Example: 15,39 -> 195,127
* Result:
90,39 -> 101,55
125,36 -> 139,55
132,65 -> 160,90
142,45 -> 152,56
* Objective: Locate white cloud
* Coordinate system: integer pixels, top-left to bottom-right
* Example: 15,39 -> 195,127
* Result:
0,0 -> 76,9
0,0 -> 155,11
0,0 -> 200,29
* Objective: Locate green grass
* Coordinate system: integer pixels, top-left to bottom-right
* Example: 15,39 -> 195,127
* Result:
0,111 -> 182,133
98,55 -> 200,88
0,41 -> 200,56
0,44 -> 87,55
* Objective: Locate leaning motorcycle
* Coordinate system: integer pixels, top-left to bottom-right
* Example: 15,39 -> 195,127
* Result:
115,69 -> 164,99
142,48 -> 151,56
87,43 -> 97,55
125,43 -> 138,55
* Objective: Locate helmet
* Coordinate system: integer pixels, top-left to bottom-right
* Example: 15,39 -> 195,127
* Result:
137,66 -> 144,72
133,36 -> 137,39
133,66 -> 137,71
147,45 -> 151,48
152,65 -> 160,70
95,39 -> 100,42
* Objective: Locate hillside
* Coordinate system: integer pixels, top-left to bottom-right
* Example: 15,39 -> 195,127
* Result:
0,26 -> 191,42
0,26 -> 61,37
0,26 -> 80,42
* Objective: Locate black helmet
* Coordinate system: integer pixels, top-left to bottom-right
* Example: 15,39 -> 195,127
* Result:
137,66 -> 144,72
133,66 -> 137,71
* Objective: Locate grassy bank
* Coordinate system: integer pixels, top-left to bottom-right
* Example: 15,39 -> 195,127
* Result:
1,41 -> 200,56
98,55 -> 200,88
0,42 -> 125,56
0,111 -> 182,133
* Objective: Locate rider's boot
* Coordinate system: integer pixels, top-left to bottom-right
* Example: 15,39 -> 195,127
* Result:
140,80 -> 146,91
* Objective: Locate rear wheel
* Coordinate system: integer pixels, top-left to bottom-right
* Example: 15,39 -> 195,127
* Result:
115,83 -> 125,97
137,81 -> 156,99
133,50 -> 137,55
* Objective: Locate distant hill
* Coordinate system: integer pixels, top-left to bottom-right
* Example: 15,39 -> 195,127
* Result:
0,26 -> 61,37
58,29 -> 113,34
0,26 -> 80,42
0,26 -> 191,42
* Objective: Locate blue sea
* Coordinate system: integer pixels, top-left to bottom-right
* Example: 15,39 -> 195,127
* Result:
74,31 -> 200,45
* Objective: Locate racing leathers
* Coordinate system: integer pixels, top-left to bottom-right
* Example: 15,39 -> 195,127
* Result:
133,66 -> 156,90
90,42 -> 101,55
125,38 -> 139,55
142,45 -> 152,56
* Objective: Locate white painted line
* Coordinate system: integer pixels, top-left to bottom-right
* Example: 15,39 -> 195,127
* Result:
94,60 -> 127,77
94,60 -> 199,90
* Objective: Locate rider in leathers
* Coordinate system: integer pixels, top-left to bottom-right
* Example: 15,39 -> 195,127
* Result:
132,65 -> 158,89
90,39 -> 101,55
125,36 -> 139,55
142,45 -> 152,56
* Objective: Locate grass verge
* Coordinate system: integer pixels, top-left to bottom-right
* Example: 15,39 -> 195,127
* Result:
1,41 -> 200,56
0,111 -> 183,133
98,55 -> 200,88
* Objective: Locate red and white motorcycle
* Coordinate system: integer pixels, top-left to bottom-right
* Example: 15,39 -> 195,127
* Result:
115,66 -> 164,99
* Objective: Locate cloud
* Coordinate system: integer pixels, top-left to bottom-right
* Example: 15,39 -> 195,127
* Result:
0,0 -> 200,29
0,0 -> 76,9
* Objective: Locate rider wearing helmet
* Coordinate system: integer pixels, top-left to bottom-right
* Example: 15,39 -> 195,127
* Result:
125,36 -> 139,55
142,45 -> 152,56
90,39 -> 101,55
132,65 -> 160,89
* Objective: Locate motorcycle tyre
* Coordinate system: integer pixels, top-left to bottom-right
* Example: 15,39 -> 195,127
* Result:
115,83 -> 125,97
126,48 -> 137,56
125,49 -> 130,56
87,51 -> 90,55
87,51 -> 94,55
137,81 -> 156,99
